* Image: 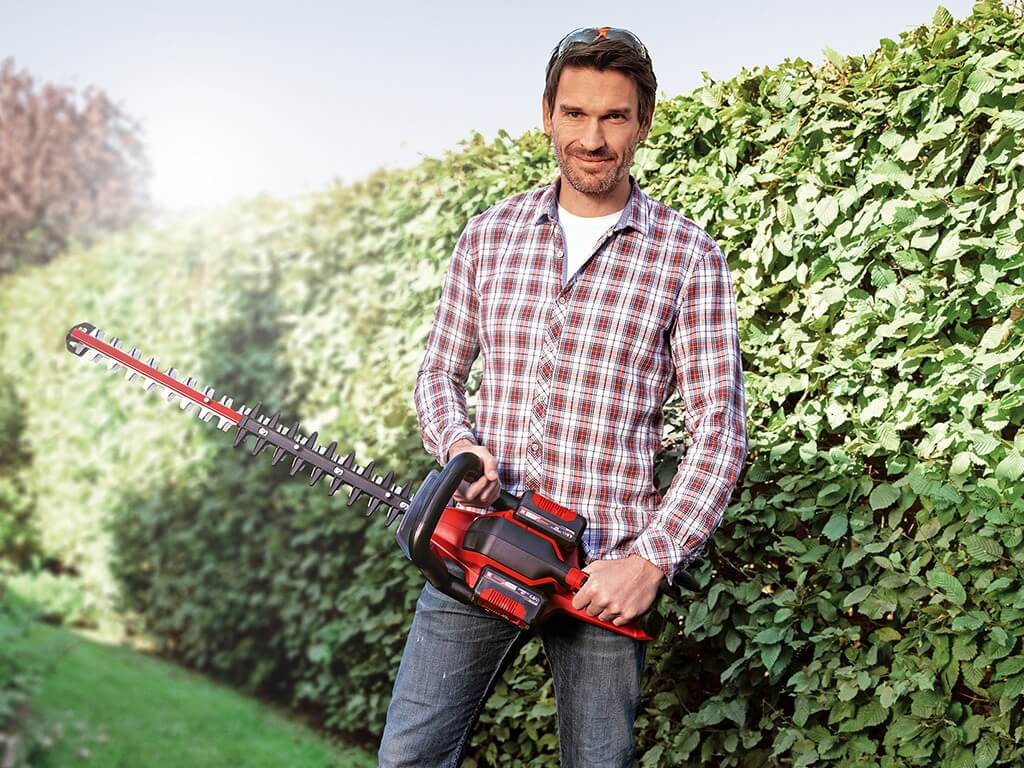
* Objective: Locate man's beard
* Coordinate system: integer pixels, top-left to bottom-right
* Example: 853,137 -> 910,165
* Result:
551,130 -> 636,198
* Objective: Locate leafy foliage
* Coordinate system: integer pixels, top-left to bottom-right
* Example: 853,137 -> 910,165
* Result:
2,2 -> 1024,766
0,587 -> 38,734
0,359 -> 36,565
0,57 -> 149,274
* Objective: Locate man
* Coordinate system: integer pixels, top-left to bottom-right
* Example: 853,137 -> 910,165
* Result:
378,26 -> 747,768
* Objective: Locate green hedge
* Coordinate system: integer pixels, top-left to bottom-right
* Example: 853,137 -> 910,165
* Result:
1,2 -> 1023,765
0,587 -> 37,736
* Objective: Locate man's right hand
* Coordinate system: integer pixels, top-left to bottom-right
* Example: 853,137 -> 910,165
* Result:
447,438 -> 501,508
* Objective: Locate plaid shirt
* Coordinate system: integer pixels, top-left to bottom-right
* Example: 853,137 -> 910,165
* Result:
414,175 -> 747,585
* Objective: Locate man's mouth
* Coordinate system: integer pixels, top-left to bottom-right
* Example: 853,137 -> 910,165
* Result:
575,155 -> 611,164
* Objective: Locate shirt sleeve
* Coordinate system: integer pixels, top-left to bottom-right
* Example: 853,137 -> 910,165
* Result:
414,227 -> 481,465
629,236 -> 748,585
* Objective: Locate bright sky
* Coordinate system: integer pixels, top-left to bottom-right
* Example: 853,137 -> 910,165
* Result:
2,0 -> 977,209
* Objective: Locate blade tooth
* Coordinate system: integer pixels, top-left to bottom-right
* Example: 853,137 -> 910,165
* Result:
346,486 -> 363,506
251,437 -> 268,456
271,445 -> 289,465
289,457 -> 305,476
233,425 -> 249,448
219,396 -> 234,409
309,466 -> 325,486
110,338 -> 122,349
248,401 -> 263,421
266,412 -> 280,431
361,460 -> 375,479
385,507 -> 401,527
88,326 -> 102,338
217,417 -> 233,431
146,356 -> 159,370
180,400 -> 194,413
199,408 -> 215,423
145,380 -> 162,393
184,376 -> 198,389
94,330 -> 105,341
399,480 -> 413,499
324,441 -> 338,462
328,476 -> 346,496
203,386 -> 216,401
366,498 -> 382,517
124,348 -> 141,382
90,351 -> 105,363
380,471 -> 395,493
304,431 -> 319,452
106,359 -> 123,373
165,370 -> 180,401
341,451 -> 355,469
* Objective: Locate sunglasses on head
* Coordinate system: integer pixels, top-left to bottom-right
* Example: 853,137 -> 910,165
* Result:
552,27 -> 649,62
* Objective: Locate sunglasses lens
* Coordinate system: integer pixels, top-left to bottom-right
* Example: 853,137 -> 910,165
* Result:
556,28 -> 598,57
555,26 -> 647,60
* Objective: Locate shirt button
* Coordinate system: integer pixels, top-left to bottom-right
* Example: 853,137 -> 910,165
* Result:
557,296 -> 568,305
529,442 -> 540,454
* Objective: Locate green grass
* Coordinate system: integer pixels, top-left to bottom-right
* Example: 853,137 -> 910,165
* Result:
14,621 -> 376,767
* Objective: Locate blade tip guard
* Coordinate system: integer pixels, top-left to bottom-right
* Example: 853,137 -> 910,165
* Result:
65,322 -> 96,356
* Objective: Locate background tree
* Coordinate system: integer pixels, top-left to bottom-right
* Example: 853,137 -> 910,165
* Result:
0,57 -> 149,274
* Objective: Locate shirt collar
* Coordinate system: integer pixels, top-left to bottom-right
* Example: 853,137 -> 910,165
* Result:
532,174 -> 649,237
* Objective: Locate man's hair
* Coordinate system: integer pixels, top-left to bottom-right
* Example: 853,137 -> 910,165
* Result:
543,38 -> 658,130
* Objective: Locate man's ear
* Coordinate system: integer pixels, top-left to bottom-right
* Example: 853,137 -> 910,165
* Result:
638,117 -> 652,143
541,95 -> 552,136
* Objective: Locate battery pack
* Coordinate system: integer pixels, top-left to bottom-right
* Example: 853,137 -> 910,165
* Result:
472,565 -> 546,628
513,491 -> 586,549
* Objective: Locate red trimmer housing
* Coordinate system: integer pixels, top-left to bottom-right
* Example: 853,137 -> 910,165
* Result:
396,452 -> 691,641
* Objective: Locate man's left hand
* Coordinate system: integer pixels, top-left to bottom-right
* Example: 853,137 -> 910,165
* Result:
571,554 -> 666,627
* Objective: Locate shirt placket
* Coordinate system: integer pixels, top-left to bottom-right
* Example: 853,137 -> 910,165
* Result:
523,224 -> 572,491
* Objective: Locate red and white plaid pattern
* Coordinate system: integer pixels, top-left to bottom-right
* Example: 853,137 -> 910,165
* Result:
414,175 -> 748,584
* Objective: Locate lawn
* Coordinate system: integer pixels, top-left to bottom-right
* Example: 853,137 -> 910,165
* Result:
14,621 -> 376,767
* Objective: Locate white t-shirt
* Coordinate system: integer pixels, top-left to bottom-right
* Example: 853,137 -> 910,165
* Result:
557,203 -> 625,281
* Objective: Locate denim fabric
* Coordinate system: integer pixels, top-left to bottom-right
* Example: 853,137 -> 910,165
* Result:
378,579 -> 648,767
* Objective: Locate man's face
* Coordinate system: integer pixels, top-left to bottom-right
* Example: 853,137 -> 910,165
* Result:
543,65 -> 649,198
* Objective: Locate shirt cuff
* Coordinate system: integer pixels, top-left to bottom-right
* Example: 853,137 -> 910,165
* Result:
629,523 -> 701,587
438,426 -> 477,465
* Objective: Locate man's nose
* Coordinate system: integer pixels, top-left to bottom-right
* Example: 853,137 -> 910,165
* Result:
578,118 -> 605,152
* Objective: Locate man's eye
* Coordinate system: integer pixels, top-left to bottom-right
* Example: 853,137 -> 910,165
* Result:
567,111 -> 582,118
607,114 -> 625,120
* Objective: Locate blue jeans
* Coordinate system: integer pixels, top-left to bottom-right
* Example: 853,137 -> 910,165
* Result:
378,579 -> 648,767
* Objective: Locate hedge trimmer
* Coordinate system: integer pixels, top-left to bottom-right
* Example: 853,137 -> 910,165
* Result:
65,321 -> 698,641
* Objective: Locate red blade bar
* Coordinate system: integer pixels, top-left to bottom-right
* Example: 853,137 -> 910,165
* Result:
66,324 -> 241,425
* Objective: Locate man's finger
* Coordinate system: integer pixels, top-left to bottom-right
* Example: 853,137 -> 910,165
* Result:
466,476 -> 489,500
572,586 -> 590,611
482,482 -> 500,506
